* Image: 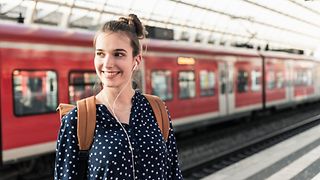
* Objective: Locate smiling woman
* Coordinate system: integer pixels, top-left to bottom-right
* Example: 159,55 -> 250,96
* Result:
94,32 -> 137,89
54,14 -> 184,180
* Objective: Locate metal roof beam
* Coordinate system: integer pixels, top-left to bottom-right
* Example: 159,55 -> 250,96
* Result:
59,0 -> 74,28
168,0 -> 320,41
242,0 -> 320,29
24,1 -> 37,24
288,0 -> 320,16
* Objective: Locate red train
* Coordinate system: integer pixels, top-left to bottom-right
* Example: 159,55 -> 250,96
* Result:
1,22 -> 319,165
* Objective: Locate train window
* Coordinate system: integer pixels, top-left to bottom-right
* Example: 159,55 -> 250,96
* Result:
179,71 -> 196,99
307,71 -> 313,86
295,71 -> 304,86
267,70 -> 276,89
200,70 -> 215,96
294,69 -> 313,86
228,67 -> 234,93
276,72 -> 285,88
237,70 -> 248,93
251,70 -> 261,91
151,70 -> 173,101
69,72 -> 96,104
13,70 -> 58,116
220,70 -> 226,94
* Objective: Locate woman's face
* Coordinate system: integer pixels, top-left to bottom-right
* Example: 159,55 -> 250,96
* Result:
94,32 -> 137,89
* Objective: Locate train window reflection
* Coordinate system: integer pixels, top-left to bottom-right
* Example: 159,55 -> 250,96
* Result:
151,70 -> 173,101
179,71 -> 195,99
200,70 -> 215,96
228,67 -> 234,93
251,70 -> 261,91
220,70 -> 226,94
237,70 -> 248,93
267,70 -> 285,89
294,69 -> 313,86
267,70 -> 276,89
13,70 -> 58,116
276,72 -> 284,88
69,71 -> 96,104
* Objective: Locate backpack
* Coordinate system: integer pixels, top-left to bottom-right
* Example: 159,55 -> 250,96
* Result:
56,94 -> 170,179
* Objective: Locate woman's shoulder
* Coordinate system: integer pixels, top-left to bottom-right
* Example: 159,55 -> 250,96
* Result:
61,104 -> 104,125
61,107 -> 78,126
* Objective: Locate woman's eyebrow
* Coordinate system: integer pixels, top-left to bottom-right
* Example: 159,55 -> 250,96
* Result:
95,48 -> 127,53
114,49 -> 127,53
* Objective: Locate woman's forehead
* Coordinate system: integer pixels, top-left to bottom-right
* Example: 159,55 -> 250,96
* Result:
95,32 -> 132,50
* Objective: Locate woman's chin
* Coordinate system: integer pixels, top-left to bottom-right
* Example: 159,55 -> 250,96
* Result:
103,83 -> 117,88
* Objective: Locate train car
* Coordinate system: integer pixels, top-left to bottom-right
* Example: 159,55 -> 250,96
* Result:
261,52 -> 320,108
143,41 -> 265,128
0,22 -> 319,166
0,22 -> 94,165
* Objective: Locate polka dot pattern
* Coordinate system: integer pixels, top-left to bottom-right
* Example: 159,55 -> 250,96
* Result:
54,91 -> 183,179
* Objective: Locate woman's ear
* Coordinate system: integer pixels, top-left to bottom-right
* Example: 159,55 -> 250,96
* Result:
132,54 -> 142,71
134,54 -> 142,65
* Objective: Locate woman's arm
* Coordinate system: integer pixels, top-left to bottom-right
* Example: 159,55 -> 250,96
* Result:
54,109 -> 80,180
165,111 -> 184,180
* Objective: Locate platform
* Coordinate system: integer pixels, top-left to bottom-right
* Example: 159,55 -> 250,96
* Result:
202,123 -> 320,180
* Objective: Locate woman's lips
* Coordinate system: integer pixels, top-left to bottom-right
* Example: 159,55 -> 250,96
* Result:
103,71 -> 121,79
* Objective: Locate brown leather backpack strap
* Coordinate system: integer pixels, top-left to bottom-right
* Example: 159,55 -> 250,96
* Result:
56,103 -> 76,119
144,94 -> 170,141
76,96 -> 96,151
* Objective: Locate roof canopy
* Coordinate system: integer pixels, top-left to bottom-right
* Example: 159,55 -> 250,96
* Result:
1,0 -> 320,56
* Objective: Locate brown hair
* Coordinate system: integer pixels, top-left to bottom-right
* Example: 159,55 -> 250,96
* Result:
93,14 -> 146,57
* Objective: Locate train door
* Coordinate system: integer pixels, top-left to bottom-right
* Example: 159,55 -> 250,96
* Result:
227,61 -> 235,113
285,60 -> 294,102
218,61 -> 234,115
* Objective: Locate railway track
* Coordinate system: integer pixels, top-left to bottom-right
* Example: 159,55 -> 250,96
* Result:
180,105 -> 320,180
0,154 -> 54,180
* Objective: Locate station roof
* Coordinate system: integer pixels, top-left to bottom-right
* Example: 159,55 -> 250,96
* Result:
1,0 -> 320,56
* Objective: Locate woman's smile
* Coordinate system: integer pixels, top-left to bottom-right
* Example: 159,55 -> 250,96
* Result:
102,70 -> 122,79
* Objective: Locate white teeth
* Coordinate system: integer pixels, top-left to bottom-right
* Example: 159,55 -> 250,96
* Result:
103,71 -> 119,78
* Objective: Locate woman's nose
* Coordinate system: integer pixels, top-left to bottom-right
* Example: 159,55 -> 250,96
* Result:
102,55 -> 114,68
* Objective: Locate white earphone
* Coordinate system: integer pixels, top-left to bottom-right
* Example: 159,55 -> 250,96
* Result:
133,61 -> 138,71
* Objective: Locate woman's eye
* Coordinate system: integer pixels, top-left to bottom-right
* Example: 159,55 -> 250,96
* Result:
114,52 -> 125,57
96,52 -> 104,56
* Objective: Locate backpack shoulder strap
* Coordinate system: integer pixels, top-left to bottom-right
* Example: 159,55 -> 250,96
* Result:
56,103 -> 76,119
144,94 -> 170,141
76,96 -> 96,151
56,97 -> 96,180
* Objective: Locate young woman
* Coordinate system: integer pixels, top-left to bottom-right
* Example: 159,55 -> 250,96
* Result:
54,14 -> 183,180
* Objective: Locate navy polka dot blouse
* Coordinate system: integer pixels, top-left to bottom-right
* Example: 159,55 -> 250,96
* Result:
54,91 -> 183,179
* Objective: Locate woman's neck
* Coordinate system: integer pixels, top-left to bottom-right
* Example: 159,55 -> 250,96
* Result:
97,87 -> 135,109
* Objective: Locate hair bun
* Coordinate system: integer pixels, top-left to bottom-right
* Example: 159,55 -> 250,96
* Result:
118,14 -> 146,39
